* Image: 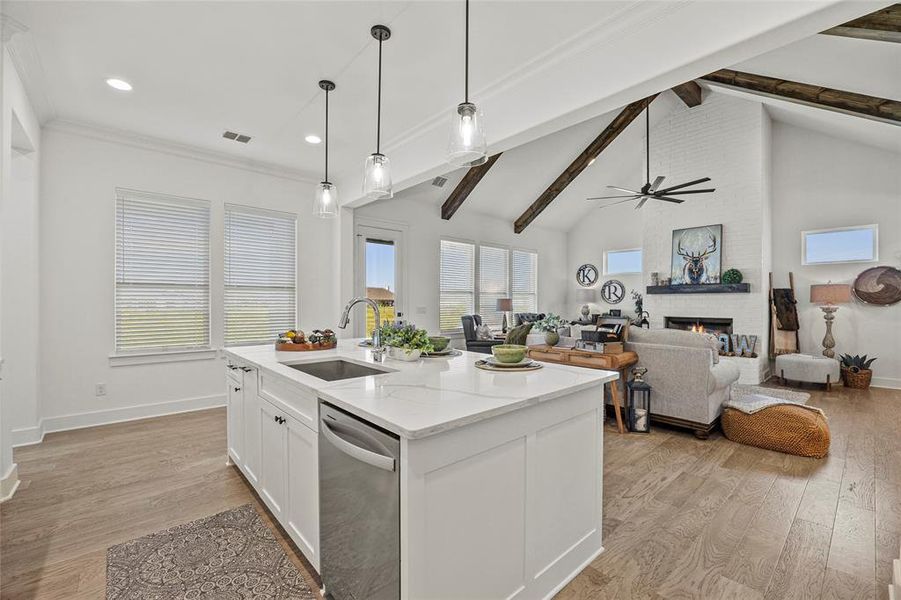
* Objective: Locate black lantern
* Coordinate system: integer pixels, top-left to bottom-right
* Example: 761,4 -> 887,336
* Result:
626,367 -> 651,433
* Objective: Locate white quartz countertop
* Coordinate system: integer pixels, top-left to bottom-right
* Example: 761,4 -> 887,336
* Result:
225,340 -> 617,439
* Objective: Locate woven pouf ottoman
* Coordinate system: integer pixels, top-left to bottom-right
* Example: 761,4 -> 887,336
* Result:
722,395 -> 830,458
775,353 -> 840,390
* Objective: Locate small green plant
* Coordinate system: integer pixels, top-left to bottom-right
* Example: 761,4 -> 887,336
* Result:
722,268 -> 743,284
839,354 -> 877,373
532,313 -> 568,333
378,323 -> 434,354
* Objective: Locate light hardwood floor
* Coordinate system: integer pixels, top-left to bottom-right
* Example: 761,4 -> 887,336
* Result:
1,383 -> 899,599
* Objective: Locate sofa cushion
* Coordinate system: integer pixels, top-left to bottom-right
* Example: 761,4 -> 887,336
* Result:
628,327 -> 720,363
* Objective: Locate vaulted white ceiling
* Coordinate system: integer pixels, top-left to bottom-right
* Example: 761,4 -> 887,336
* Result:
4,0 -> 880,202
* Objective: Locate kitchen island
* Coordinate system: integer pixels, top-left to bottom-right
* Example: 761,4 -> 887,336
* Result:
224,340 -> 616,600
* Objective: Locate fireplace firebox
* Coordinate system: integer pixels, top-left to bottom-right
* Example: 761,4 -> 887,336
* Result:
664,316 -> 733,337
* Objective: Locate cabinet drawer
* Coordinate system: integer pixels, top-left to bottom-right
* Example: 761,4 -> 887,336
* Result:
568,355 -> 611,370
529,350 -> 567,362
259,371 -> 318,431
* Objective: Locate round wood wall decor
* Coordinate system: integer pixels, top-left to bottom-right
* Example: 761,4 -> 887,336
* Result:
577,264 -> 599,287
601,279 -> 625,304
852,266 -> 901,306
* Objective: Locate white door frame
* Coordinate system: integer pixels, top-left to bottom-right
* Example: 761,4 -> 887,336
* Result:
353,218 -> 408,338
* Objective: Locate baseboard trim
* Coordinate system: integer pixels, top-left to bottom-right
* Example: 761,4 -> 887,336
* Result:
872,377 -> 901,390
0,463 -> 20,503
11,423 -> 45,447
34,394 -> 226,441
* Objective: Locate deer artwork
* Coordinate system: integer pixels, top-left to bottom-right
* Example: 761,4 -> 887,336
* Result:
677,229 -> 718,284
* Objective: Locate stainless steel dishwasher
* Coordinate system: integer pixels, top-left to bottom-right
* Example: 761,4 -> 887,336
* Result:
319,401 -> 400,600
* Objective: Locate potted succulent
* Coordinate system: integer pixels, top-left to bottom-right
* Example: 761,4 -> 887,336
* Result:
378,323 -> 434,361
839,354 -> 877,389
533,313 -> 569,346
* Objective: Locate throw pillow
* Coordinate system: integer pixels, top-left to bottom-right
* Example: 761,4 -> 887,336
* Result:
505,322 -> 533,345
475,325 -> 493,341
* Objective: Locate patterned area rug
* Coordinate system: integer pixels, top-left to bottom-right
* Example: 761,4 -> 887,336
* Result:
731,384 -> 810,405
107,504 -> 316,599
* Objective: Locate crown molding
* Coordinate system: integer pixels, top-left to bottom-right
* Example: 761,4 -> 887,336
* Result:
45,119 -> 319,184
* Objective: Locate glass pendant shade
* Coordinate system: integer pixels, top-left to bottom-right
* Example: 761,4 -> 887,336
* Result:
313,181 -> 338,218
362,152 -> 392,199
448,103 -> 487,167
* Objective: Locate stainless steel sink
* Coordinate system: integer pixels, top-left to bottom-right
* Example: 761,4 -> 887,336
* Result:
284,359 -> 388,382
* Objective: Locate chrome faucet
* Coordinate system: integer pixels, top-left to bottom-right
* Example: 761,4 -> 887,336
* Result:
338,297 -> 384,361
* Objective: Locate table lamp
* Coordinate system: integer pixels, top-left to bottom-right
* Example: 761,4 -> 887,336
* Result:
810,283 -> 851,358
496,298 -> 513,333
576,288 -> 598,322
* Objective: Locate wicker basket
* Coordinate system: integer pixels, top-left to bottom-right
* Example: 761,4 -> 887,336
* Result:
842,367 -> 872,389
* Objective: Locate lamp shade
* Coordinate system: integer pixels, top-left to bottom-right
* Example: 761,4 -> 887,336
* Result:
810,283 -> 851,305
496,298 -> 513,312
576,287 -> 598,302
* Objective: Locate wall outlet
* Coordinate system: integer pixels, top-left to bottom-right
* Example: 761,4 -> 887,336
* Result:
95,383 -> 107,396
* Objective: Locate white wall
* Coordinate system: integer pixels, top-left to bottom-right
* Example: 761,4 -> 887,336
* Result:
1,42 -> 42,497
771,122 -> 901,389
37,126 -> 336,433
354,186 -> 569,337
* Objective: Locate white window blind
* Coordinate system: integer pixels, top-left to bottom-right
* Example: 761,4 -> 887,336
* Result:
225,205 -> 297,345
439,240 -> 475,332
479,245 -> 510,328
115,191 -> 210,352
512,250 -> 538,314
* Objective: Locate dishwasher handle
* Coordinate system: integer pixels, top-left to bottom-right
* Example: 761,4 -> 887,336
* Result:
320,419 -> 396,472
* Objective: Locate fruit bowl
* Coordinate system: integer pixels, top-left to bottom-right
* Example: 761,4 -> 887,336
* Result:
429,336 -> 451,352
491,344 -> 528,364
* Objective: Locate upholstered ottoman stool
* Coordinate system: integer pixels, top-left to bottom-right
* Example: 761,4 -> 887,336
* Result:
775,353 -> 841,390
722,394 -> 830,458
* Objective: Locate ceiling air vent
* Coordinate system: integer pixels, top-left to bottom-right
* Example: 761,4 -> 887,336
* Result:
222,131 -> 252,144
431,176 -> 448,188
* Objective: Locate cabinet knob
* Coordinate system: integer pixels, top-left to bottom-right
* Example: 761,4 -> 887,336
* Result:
234,387 -> 241,392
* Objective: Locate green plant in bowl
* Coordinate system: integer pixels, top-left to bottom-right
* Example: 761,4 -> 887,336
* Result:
429,336 -> 450,352
492,344 -> 527,364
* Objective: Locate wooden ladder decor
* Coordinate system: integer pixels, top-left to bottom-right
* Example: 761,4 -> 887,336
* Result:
769,272 -> 801,359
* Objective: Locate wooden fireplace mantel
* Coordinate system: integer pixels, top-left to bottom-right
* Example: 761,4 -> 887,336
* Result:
646,283 -> 751,294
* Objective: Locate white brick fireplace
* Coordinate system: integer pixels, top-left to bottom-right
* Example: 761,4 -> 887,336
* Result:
642,94 -> 773,384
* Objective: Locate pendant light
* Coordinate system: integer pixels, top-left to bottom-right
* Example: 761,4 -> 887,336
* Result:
363,25 -> 393,200
447,0 -> 487,167
313,80 -> 338,218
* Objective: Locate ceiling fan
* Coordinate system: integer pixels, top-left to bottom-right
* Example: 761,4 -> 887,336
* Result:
587,104 -> 715,210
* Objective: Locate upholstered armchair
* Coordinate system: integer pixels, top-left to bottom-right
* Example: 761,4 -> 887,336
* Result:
461,315 -> 503,354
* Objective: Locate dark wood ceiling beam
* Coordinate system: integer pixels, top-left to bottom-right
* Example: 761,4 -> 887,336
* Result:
440,153 -> 502,220
821,4 -> 901,43
701,69 -> 901,124
672,81 -> 703,107
513,94 -> 657,234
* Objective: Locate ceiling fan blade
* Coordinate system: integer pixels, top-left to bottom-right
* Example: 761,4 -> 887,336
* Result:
656,177 -> 711,194
607,186 -> 641,195
656,188 -> 716,195
586,194 -> 641,200
656,196 -> 686,204
635,197 -> 649,210
595,197 -> 639,209
649,176 -> 665,192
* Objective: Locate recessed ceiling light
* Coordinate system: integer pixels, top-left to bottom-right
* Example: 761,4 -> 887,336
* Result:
106,78 -> 133,91
305,134 -> 322,145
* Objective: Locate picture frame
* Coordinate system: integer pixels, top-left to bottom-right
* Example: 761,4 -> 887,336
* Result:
671,224 -> 723,285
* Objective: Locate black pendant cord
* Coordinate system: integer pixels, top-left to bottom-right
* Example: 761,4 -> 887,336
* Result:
645,106 -> 650,185
324,88 -> 329,181
464,0 -> 469,103
376,37 -> 382,154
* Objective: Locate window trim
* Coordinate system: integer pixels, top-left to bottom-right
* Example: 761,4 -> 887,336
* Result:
438,238 -> 539,334
801,224 -> 879,266
604,247 -> 643,275
112,188 -> 212,358
224,202 -> 298,347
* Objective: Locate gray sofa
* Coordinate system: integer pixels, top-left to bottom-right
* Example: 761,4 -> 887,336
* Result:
624,328 -> 740,438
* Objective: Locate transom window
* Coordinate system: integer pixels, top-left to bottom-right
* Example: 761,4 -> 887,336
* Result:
604,248 -> 642,275
802,225 -> 878,265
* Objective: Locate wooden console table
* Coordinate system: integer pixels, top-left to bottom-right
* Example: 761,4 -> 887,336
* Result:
526,345 -> 638,433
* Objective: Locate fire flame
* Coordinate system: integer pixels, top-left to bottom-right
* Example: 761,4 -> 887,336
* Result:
691,324 -> 705,334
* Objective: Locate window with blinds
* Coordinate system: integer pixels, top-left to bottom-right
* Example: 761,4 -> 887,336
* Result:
115,191 -> 211,352
479,245 -> 510,328
225,205 -> 297,346
439,240 -> 475,332
512,249 -> 538,314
